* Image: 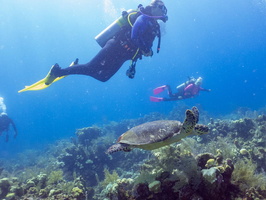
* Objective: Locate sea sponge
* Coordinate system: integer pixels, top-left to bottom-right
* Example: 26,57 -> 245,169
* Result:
0,178 -> 11,188
48,189 -> 62,197
202,167 -> 218,184
205,159 -> 216,168
28,186 -> 38,194
172,171 -> 189,192
196,153 -> 215,169
5,192 -> 16,200
10,185 -> 24,197
71,187 -> 84,198
148,181 -> 161,193
0,178 -> 11,198
39,188 -> 48,198
25,180 -> 35,190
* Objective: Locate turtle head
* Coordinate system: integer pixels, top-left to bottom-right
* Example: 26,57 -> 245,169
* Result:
106,143 -> 131,154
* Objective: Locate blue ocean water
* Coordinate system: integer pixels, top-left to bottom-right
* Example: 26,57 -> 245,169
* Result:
0,0 -> 266,155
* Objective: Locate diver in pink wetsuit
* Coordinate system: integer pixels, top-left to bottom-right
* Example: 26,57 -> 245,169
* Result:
150,77 -> 211,102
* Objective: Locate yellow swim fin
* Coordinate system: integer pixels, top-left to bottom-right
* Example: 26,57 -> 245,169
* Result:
18,59 -> 78,93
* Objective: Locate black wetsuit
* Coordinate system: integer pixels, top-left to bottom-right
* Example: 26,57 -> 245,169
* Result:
161,85 -> 184,101
0,114 -> 17,142
56,14 -> 160,82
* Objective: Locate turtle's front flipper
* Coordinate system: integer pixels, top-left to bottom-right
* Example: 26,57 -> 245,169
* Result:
194,124 -> 209,135
181,109 -> 197,136
106,143 -> 131,154
191,106 -> 199,123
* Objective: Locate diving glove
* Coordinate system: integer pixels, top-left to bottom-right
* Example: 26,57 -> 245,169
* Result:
126,65 -> 136,79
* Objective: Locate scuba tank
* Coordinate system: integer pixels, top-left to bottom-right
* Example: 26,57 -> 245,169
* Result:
95,9 -> 137,48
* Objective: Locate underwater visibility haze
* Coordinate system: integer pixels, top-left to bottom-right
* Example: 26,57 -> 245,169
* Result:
0,0 -> 266,199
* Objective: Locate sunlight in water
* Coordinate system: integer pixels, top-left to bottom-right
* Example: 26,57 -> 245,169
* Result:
103,0 -> 117,19
253,0 -> 266,13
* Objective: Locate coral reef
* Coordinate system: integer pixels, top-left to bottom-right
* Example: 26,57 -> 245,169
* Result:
0,107 -> 266,199
75,126 -> 102,147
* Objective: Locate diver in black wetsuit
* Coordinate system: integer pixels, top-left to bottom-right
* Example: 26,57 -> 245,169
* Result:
0,97 -> 17,142
44,0 -> 168,84
0,113 -> 17,142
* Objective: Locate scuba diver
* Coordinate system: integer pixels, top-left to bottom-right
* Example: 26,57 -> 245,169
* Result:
0,113 -> 17,142
0,97 -> 17,142
19,0 -> 168,93
150,77 -> 211,102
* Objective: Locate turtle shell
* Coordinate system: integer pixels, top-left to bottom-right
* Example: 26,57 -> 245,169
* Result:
118,120 -> 182,146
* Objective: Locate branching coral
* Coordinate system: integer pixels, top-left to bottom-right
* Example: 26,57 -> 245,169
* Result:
203,136 -> 238,161
100,168 -> 119,188
134,143 -> 201,191
232,158 -> 266,191
47,170 -> 63,185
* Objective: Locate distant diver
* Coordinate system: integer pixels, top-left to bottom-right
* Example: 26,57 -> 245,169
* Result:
0,97 -> 17,142
0,97 -> 6,114
150,77 -> 211,102
19,0 -> 168,93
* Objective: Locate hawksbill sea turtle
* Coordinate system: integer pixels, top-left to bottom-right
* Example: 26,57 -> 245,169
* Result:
107,106 -> 209,154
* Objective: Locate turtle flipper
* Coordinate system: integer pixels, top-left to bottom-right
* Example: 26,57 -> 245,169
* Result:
107,143 -> 131,154
181,109 -> 197,136
191,106 -> 199,123
194,124 -> 209,135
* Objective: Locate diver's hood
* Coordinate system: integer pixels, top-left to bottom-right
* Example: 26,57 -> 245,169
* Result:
138,4 -> 168,23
